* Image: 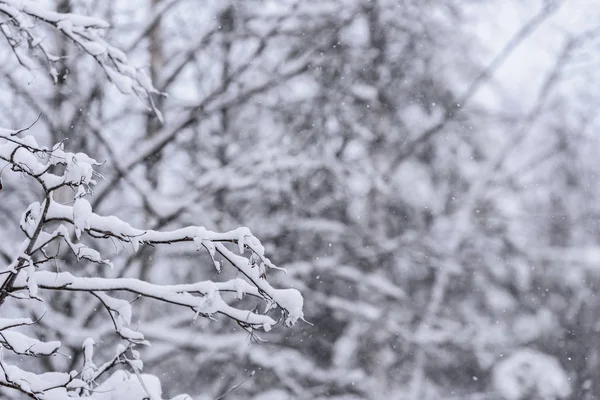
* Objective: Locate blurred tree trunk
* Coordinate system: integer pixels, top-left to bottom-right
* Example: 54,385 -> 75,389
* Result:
139,0 -> 164,317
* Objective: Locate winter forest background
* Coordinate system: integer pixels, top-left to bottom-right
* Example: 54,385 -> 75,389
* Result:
0,0 -> 598,399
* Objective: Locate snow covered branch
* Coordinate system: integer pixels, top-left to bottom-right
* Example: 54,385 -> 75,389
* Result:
0,0 -> 164,118
0,126 -> 303,399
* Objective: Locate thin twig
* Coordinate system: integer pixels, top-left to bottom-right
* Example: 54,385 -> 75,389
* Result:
215,370 -> 256,400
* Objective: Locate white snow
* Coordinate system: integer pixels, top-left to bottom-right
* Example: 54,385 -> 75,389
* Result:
492,349 -> 571,400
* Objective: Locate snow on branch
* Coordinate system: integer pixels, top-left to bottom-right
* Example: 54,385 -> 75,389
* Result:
0,0 -> 164,119
0,126 -> 304,399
